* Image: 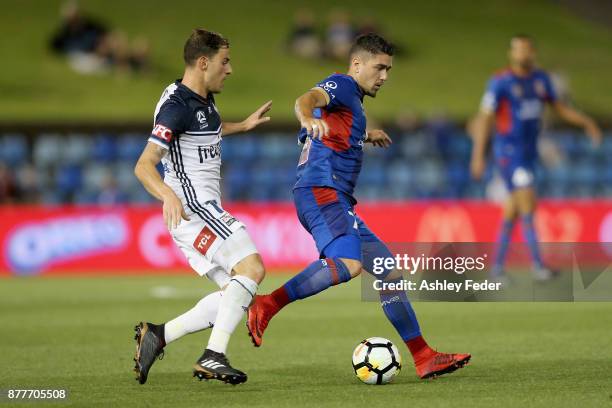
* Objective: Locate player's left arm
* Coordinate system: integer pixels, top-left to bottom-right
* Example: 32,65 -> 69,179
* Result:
552,101 -> 602,146
364,113 -> 391,147
222,101 -> 272,136
365,129 -> 392,148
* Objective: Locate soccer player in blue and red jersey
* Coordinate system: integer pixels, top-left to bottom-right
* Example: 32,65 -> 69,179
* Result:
247,33 -> 471,379
470,34 -> 602,280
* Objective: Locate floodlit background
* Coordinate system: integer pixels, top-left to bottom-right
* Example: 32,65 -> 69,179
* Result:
0,2 -> 611,406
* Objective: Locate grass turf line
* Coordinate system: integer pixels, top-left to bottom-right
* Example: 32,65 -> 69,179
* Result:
0,274 -> 610,407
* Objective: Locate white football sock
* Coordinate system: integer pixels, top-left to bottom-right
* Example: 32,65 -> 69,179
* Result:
207,275 -> 258,354
164,291 -> 222,344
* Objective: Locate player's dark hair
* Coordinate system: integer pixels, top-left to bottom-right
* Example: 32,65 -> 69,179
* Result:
349,33 -> 394,58
183,29 -> 230,65
511,33 -> 535,47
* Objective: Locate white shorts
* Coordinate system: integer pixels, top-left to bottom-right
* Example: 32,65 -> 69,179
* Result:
170,201 -> 258,288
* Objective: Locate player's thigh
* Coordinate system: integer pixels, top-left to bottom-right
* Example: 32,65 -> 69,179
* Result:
170,217 -> 232,288
501,194 -> 519,221
294,187 -> 361,257
171,202 -> 260,284
512,187 -> 537,215
212,225 -> 263,283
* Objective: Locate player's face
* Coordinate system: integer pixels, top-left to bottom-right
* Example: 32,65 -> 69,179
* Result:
205,47 -> 232,93
356,53 -> 393,97
509,39 -> 536,71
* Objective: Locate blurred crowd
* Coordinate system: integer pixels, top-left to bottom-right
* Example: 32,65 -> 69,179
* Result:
286,8 -> 402,61
49,1 -> 150,75
0,125 -> 609,206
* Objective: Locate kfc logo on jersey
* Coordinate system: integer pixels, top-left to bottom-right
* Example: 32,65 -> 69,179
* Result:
197,111 -> 209,129
152,124 -> 173,143
193,226 -> 217,255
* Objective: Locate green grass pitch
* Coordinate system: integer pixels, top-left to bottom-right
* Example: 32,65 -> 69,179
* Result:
1,274 -> 610,407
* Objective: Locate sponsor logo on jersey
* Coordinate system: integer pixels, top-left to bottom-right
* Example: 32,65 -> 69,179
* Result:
152,124 -> 173,142
197,143 -> 221,162
193,226 -> 217,256
518,99 -> 543,120
196,111 -> 209,129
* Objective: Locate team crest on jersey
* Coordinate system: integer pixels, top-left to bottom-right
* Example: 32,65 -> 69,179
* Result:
196,111 -> 209,129
152,124 -> 173,142
193,226 -> 217,255
511,84 -> 523,98
534,80 -> 547,98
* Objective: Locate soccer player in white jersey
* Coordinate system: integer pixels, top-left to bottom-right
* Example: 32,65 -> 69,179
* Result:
132,29 -> 272,385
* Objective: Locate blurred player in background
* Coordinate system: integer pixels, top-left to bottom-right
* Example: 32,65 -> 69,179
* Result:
133,29 -> 272,385
470,34 -> 602,281
247,33 -> 471,379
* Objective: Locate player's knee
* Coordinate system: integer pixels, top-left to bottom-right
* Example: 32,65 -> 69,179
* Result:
340,258 -> 362,278
233,254 -> 266,284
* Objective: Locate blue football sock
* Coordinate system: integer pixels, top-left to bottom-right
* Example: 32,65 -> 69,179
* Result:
522,214 -> 543,269
282,258 -> 352,302
379,278 -> 421,342
493,219 -> 514,276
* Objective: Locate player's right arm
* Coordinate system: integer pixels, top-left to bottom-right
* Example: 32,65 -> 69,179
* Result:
470,78 -> 500,180
135,142 -> 190,230
135,99 -> 190,230
295,87 -> 330,140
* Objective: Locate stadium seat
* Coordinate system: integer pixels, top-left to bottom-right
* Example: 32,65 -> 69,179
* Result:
0,134 -> 28,166
63,134 -> 92,164
33,134 -> 63,168
92,134 -> 118,163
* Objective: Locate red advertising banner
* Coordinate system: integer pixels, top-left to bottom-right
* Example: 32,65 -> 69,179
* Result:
0,200 -> 610,276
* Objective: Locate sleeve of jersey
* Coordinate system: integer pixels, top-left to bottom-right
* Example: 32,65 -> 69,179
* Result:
541,72 -> 558,104
148,101 -> 185,149
479,78 -> 502,113
314,75 -> 353,109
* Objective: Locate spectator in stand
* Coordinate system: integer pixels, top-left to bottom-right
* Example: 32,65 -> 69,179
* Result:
0,163 -> 19,204
49,1 -> 150,74
287,8 -> 322,59
16,164 -> 41,204
324,9 -> 355,61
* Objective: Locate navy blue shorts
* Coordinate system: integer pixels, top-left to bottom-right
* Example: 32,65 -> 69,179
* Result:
293,187 -> 392,267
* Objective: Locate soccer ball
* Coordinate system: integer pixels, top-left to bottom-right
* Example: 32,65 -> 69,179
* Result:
352,337 -> 402,385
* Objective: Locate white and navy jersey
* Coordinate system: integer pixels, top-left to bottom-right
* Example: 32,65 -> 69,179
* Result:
148,80 -> 224,218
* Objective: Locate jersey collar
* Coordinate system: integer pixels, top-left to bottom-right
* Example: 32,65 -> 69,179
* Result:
175,79 -> 213,104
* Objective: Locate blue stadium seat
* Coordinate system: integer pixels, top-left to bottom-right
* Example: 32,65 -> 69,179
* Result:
55,164 -> 83,199
63,134 -> 92,164
118,134 -> 146,162
33,134 -> 62,168
92,134 -> 118,163
0,134 -> 28,166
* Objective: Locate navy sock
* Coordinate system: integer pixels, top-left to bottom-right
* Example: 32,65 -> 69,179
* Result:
522,214 -> 543,269
379,278 -> 421,342
493,219 -> 514,275
282,258 -> 352,302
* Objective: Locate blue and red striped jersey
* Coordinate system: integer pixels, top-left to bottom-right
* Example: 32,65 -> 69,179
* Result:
294,73 -> 367,202
480,68 -> 557,162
